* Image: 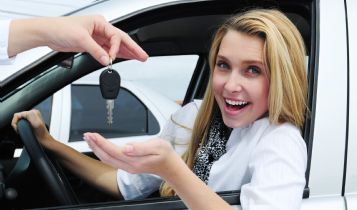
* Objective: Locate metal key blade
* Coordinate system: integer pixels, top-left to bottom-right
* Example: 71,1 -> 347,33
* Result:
106,99 -> 114,125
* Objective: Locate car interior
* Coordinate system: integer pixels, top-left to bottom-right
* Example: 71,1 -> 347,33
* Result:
0,0 -> 316,209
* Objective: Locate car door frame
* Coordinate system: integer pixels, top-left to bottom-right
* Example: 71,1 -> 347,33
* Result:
345,0 -> 357,209
301,0 -> 348,209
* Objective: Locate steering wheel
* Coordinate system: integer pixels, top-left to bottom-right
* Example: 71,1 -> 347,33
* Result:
16,119 -> 78,205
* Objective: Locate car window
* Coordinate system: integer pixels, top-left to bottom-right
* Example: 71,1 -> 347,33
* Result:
112,55 -> 198,105
33,96 -> 53,126
69,85 -> 159,142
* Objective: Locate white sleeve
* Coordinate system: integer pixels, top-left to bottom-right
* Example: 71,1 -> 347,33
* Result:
159,100 -> 200,156
240,125 -> 307,210
0,19 -> 15,64
117,170 -> 162,200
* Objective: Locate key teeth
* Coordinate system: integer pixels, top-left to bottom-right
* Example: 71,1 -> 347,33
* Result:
106,99 -> 114,125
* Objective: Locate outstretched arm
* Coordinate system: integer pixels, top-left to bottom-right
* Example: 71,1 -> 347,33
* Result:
8,15 -> 148,65
85,133 -> 234,210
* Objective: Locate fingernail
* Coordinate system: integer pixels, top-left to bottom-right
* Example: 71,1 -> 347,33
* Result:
140,53 -> 149,62
100,55 -> 109,65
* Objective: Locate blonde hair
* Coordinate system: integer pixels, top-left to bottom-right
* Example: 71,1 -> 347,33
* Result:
160,9 -> 308,196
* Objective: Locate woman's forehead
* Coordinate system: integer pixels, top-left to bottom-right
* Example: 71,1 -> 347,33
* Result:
218,30 -> 264,64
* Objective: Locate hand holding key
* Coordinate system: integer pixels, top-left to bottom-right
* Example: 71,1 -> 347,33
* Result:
99,59 -> 121,125
8,16 -> 148,65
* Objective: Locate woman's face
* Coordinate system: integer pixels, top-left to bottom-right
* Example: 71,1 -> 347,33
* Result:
212,30 -> 269,128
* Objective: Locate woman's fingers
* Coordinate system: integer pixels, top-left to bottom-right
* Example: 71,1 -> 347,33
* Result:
84,133 -> 116,161
90,16 -> 118,64
90,16 -> 148,63
11,110 -> 51,142
11,110 -> 42,130
85,134 -> 114,163
82,35 -> 110,65
85,133 -> 124,158
116,28 -> 148,62
106,25 -> 121,60
84,132 -> 141,172
124,138 -> 171,157
84,132 -> 127,163
85,134 -> 171,159
83,132 -> 176,175
11,112 -> 26,131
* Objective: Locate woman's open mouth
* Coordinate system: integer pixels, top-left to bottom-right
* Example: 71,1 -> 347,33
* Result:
225,99 -> 250,112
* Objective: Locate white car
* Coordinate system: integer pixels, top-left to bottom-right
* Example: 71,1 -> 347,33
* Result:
0,0 -> 356,209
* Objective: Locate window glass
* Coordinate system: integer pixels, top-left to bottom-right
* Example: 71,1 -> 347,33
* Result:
109,55 -> 198,104
69,85 -> 159,142
33,96 -> 53,126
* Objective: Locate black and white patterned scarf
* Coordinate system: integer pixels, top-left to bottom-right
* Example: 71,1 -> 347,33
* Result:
192,110 -> 232,184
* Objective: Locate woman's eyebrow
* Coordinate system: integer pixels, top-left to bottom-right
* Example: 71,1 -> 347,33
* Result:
216,55 -> 228,60
217,54 -> 263,66
243,60 -> 264,66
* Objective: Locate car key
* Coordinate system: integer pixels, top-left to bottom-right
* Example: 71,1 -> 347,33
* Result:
99,59 -> 121,125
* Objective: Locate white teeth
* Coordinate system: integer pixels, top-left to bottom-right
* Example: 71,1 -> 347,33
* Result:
225,99 -> 248,106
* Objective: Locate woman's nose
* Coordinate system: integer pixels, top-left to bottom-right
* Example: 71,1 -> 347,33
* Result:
224,71 -> 243,93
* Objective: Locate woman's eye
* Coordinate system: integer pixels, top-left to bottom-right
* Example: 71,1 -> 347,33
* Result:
247,66 -> 261,75
216,61 -> 229,70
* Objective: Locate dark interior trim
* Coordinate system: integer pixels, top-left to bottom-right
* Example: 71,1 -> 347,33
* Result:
0,52 -> 76,100
183,55 -> 209,105
44,188 -> 311,209
303,0 -> 319,194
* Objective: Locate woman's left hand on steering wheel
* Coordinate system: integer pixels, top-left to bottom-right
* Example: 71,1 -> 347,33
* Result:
12,110 -> 52,146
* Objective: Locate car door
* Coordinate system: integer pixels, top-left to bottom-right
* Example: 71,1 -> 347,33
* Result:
300,0 -> 348,209
345,0 -> 357,209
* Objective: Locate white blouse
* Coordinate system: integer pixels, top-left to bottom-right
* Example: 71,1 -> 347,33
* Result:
117,101 -> 307,210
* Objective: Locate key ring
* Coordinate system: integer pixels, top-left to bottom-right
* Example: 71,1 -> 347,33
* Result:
108,57 -> 113,73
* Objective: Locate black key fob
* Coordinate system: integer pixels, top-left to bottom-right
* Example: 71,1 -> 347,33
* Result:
99,69 -> 121,100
